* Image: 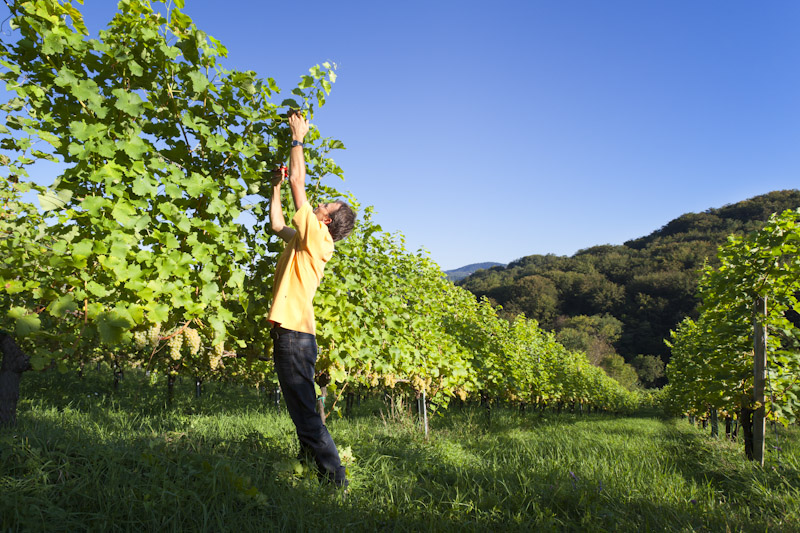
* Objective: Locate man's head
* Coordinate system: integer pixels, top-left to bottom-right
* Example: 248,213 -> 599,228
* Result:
314,201 -> 356,242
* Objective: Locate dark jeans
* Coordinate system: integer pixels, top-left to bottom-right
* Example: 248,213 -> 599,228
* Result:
270,326 -> 347,485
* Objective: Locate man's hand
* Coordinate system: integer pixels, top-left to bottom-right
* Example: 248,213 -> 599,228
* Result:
271,166 -> 287,187
288,110 -> 309,142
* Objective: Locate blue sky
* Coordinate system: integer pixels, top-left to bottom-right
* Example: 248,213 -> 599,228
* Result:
9,1 -> 800,271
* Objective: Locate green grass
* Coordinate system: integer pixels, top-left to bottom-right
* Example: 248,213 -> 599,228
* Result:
2,368 -> 799,532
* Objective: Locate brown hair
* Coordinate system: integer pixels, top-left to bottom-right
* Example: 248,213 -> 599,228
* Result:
328,202 -> 356,242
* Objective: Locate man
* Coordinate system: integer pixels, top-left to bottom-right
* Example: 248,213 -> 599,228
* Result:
267,110 -> 355,489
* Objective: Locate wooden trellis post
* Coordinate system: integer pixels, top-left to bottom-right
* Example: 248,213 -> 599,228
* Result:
753,296 -> 767,466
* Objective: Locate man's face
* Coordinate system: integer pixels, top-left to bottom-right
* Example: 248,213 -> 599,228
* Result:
314,202 -> 340,225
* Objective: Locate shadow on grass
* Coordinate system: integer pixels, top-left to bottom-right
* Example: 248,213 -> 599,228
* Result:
7,370 -> 800,532
4,370 -> 557,531
654,420 -> 800,526
350,417 -> 743,532
3,408 -> 502,532
2,412 -> 590,532
368,410 -> 798,532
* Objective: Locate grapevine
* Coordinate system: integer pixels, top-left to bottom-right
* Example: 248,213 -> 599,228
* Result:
667,208 -> 800,459
0,0 -> 643,420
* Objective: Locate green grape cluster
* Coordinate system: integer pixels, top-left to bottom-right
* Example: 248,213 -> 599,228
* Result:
147,323 -> 162,347
411,375 -> 430,393
167,332 -> 183,361
133,331 -> 147,350
183,328 -> 201,355
210,342 -> 224,370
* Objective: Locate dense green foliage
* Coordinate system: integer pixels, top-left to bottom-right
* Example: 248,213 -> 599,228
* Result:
0,0 -> 343,381
0,0 -> 640,418
630,354 -> 665,386
666,208 -> 800,428
458,190 -> 800,373
3,369 -> 799,532
311,215 -> 641,412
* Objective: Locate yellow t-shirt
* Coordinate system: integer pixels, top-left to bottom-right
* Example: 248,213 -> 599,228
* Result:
267,203 -> 335,335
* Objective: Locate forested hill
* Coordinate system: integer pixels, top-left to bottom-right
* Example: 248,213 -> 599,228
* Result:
456,190 -> 800,370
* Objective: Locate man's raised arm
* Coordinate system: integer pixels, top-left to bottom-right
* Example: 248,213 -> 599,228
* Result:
287,110 -> 309,210
269,170 -> 296,242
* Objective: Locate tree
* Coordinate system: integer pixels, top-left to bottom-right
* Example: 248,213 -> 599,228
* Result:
599,353 -> 639,390
631,355 -> 664,387
493,274 -> 558,326
554,314 -> 621,365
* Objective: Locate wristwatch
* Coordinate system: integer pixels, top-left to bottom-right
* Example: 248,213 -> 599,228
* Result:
291,140 -> 304,148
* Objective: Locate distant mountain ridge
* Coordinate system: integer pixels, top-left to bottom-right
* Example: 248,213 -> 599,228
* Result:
445,262 -> 505,282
